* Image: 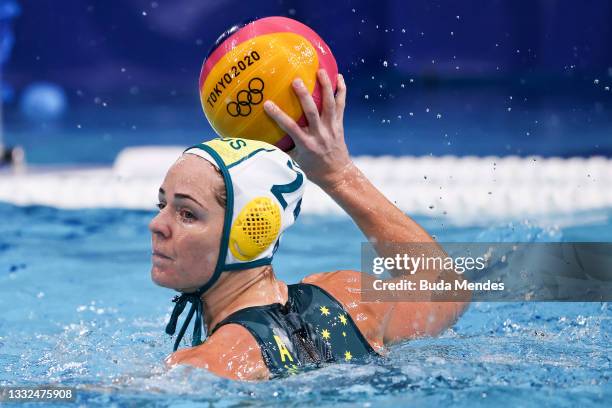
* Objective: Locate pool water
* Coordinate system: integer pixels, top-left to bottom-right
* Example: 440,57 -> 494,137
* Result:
0,203 -> 610,407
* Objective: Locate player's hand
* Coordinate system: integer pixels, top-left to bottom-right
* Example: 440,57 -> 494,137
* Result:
263,69 -> 355,189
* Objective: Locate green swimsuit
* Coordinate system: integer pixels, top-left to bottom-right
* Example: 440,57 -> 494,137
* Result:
211,283 -> 377,377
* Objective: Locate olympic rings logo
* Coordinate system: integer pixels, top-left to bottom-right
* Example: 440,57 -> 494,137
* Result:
226,78 -> 265,117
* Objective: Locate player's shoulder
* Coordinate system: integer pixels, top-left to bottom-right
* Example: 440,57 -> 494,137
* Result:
165,323 -> 269,380
301,269 -> 378,292
302,269 -> 361,285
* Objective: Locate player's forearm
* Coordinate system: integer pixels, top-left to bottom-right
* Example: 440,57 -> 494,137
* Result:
320,161 -> 438,252
322,162 -> 471,308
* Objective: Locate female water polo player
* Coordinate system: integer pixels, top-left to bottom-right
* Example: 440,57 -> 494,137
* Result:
150,70 -> 469,380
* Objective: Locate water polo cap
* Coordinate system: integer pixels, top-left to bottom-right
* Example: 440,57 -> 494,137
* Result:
165,137 -> 305,351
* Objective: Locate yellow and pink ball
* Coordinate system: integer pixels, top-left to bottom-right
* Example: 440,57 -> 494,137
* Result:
199,16 -> 338,151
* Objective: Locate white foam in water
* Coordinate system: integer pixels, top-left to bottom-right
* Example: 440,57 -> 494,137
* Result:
0,146 -> 611,224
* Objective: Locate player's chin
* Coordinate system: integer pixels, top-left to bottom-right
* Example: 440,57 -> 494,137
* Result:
150,264 -> 179,289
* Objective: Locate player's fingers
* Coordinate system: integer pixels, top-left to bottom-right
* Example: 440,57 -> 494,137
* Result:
263,100 -> 309,149
318,69 -> 336,123
334,74 -> 346,123
292,78 -> 321,132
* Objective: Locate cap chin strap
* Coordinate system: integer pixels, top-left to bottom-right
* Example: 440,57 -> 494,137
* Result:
165,292 -> 203,352
164,272 -> 220,352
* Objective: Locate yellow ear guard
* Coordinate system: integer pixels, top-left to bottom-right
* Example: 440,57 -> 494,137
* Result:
230,196 -> 282,261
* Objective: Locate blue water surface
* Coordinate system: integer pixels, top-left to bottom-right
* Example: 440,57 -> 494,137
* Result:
0,203 -> 610,407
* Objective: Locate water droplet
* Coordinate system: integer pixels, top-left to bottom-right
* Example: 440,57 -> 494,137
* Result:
142,11 -> 147,16
382,60 -> 388,67
364,94 -> 369,100
436,113 -> 442,119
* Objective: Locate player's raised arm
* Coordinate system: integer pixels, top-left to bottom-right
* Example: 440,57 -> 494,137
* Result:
264,69 -> 470,342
